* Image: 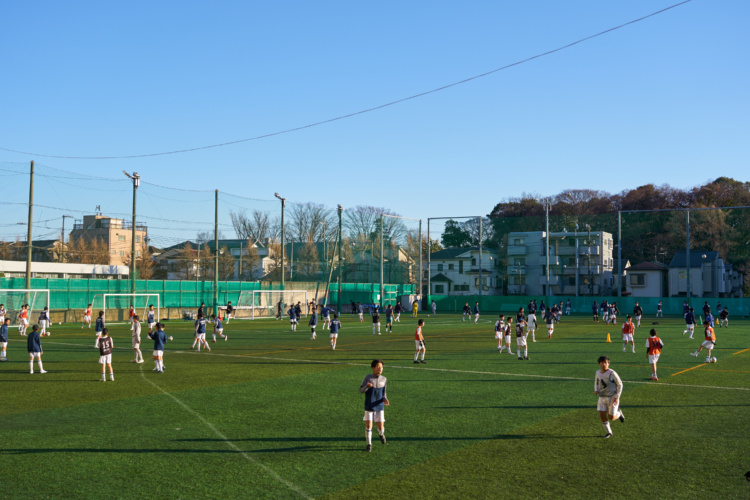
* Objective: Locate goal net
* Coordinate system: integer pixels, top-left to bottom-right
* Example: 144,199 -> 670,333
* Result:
91,293 -> 160,324
0,289 -> 50,326
235,290 -> 310,319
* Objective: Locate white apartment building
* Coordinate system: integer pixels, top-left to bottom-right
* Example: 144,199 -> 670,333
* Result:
428,247 -> 500,295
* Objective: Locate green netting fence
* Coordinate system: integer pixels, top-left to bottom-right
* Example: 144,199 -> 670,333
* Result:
0,277 -> 415,311
428,295 -> 750,316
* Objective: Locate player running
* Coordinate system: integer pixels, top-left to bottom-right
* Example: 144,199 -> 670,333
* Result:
594,356 -> 625,438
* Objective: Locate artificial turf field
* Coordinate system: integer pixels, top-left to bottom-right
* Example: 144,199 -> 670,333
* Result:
1,311 -> 748,499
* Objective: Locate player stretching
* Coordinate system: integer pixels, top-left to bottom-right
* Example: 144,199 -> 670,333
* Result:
330,313 -> 341,350
131,315 -> 144,363
594,356 -> 625,438
38,306 -> 51,336
212,314 -> 227,342
413,319 -> 426,364
621,315 -> 635,353
359,359 -> 389,452
690,320 -> 716,363
146,305 -> 156,334
494,315 -> 505,353
646,329 -> 663,381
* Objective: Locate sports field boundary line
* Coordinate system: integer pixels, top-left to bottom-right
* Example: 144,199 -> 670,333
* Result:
170,350 -> 750,392
138,367 -> 312,500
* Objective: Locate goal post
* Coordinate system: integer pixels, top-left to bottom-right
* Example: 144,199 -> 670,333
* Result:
234,290 -> 309,320
91,293 -> 160,324
0,289 -> 50,326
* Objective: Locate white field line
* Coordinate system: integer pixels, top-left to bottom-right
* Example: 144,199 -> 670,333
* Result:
43,340 -> 750,392
139,368 -> 311,500
172,350 -> 750,392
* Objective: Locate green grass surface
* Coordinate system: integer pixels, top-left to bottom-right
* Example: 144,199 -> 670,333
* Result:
2,312 -> 749,499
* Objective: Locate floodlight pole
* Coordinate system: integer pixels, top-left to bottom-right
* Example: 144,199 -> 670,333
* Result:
380,215 -> 384,309
214,189 -> 219,317
545,199 -> 550,301
123,170 -> 140,295
617,211 -> 622,297
337,205 -> 343,313
427,218 -> 431,297
275,193 -> 286,289
478,216 -> 483,297
418,219 -> 422,298
25,161 -> 34,289
686,210 -> 690,304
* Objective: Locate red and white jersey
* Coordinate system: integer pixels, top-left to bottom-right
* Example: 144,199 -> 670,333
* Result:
646,336 -> 663,355
705,326 -> 716,342
621,321 -> 634,335
20,309 -> 28,319
85,307 -> 92,316
415,326 -> 423,341
129,308 -> 135,319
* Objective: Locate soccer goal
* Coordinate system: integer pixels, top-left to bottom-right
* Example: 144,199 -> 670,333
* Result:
0,289 -> 50,326
90,293 -> 160,324
235,290 -> 309,320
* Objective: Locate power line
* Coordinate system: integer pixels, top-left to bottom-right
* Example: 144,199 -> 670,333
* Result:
0,1 -> 692,160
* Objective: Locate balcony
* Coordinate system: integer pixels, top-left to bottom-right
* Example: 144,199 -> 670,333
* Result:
508,265 -> 526,275
507,246 -> 527,256
579,245 -> 601,256
579,285 -> 600,295
539,275 -> 559,286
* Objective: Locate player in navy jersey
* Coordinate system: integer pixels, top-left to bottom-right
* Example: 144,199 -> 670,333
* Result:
473,302 -> 480,324
394,302 -> 403,322
147,305 -> 156,334
360,359 -> 389,452
462,302 -> 471,322
330,313 -> 341,350
148,322 -> 170,373
309,308 -> 318,340
27,325 -> 47,374
288,305 -> 297,331
95,311 -> 105,348
385,304 -> 394,333
192,313 -> 211,352
0,317 -> 10,361
98,327 -> 114,382
38,306 -> 51,336
212,314 -> 226,342
372,308 -> 381,335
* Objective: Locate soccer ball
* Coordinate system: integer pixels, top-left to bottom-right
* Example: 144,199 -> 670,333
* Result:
58,321 -> 62,325
711,357 -> 717,363
168,336 -> 174,341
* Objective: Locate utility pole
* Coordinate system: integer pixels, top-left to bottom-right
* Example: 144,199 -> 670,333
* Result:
686,210 -> 690,303
337,205 -> 343,313
61,214 -> 73,263
478,216 -> 483,297
123,171 -> 140,295
380,215 -> 384,309
545,199 -> 550,300
275,193 -> 286,288
25,161 -> 34,289
214,189 -> 219,317
586,224 -> 593,295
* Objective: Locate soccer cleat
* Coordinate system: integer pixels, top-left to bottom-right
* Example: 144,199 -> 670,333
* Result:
379,434 -> 386,444
618,411 -> 625,423
603,433 -> 612,439
157,370 -> 163,373
414,360 -> 419,364
40,370 -> 47,374
130,359 -> 137,363
690,352 -> 698,357
517,357 -> 523,361
212,340 -> 216,343
524,357 -> 529,360
136,360 -> 144,364
651,375 -> 658,381
366,444 -> 372,452
420,360 -> 427,364
101,378 -> 106,382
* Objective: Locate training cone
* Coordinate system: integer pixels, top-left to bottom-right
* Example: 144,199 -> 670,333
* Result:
606,333 -> 611,343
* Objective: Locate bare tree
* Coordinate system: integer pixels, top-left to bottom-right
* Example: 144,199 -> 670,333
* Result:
124,249 -> 156,280
230,209 -> 280,244
240,240 -> 260,280
288,202 -> 334,242
217,246 -> 236,280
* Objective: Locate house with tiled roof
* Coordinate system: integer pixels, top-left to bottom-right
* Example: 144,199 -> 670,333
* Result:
428,247 -> 500,295
624,262 -> 668,297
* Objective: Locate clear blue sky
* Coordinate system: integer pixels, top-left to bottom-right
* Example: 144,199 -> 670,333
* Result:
1,1 -> 748,246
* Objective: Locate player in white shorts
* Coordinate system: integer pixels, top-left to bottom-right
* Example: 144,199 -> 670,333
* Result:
0,304 -> 6,324
594,356 -> 625,438
288,306 -> 297,331
494,315 -> 505,353
503,318 -> 514,356
131,315 -> 144,363
146,305 -> 156,334
516,319 -> 528,360
98,328 -> 114,382
526,313 -> 537,342
212,314 -> 226,342
82,304 -> 92,329
38,306 -> 51,336
330,314 -> 341,350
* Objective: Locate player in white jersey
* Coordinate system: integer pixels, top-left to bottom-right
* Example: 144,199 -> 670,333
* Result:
503,318 -> 514,356
0,304 -> 6,324
494,315 -> 505,353
131,315 -> 144,363
526,312 -> 537,342
594,356 -> 625,438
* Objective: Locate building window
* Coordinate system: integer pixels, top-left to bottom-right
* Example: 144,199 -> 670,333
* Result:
512,276 -> 526,285
513,238 -> 525,245
459,261 -> 463,274
630,274 -> 645,286
119,251 -> 125,257
434,284 -> 444,293
135,251 -> 141,257
437,264 -> 443,272
111,250 -> 116,255
118,235 -> 126,241
568,277 -> 575,285
471,258 -> 477,266
448,263 -> 454,270
512,257 -> 526,266
569,239 -> 576,246
135,236 -> 141,243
